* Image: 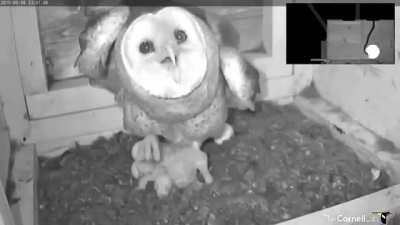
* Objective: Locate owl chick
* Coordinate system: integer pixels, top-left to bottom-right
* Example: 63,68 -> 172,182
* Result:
131,142 -> 212,198
76,6 -> 259,187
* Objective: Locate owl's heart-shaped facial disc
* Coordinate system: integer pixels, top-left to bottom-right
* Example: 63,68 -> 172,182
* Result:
121,7 -> 208,99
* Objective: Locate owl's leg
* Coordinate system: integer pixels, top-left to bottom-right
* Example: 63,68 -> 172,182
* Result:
196,159 -> 213,184
214,123 -> 234,145
193,142 -> 213,184
131,134 -> 161,161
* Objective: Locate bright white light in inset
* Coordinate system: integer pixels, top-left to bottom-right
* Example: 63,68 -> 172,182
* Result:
365,44 -> 380,59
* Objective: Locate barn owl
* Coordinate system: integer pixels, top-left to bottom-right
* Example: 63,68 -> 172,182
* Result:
76,6 -> 259,195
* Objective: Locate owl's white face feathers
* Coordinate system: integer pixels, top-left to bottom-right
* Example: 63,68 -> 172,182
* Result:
121,7 -> 208,98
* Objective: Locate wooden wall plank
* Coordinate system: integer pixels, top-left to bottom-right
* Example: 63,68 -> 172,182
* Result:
11,7 -> 48,95
259,6 -> 292,76
26,106 -> 123,143
26,84 -> 116,119
36,7 -> 86,81
35,129 -> 119,158
0,7 -> 30,142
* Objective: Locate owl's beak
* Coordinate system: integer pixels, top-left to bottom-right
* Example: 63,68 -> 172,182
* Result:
161,46 -> 181,83
167,46 -> 176,66
161,46 -> 177,66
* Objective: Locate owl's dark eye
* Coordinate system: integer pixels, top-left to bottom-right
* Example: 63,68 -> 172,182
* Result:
139,40 -> 155,54
174,29 -> 187,44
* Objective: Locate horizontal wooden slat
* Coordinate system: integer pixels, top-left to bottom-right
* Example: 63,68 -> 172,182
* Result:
49,77 -> 90,91
26,84 -> 116,119
26,106 -> 123,143
243,53 -> 292,79
35,129 -> 120,158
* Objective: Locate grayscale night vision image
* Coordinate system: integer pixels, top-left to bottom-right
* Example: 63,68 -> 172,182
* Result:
0,2 -> 399,225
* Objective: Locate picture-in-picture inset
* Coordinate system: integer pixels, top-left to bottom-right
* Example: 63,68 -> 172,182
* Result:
286,3 -> 395,64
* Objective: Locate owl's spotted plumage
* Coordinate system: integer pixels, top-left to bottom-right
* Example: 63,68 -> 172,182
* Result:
76,6 -> 259,196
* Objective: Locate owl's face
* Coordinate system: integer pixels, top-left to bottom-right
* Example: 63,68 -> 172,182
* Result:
121,7 -> 209,99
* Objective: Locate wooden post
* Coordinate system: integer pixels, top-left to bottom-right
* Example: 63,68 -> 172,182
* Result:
10,7 -> 48,95
10,145 -> 38,225
0,97 -> 11,186
244,6 -> 294,103
0,181 -> 15,225
0,7 -> 30,142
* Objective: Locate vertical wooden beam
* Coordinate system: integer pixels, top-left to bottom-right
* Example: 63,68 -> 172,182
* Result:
267,5 -> 292,75
0,7 -> 30,142
245,5 -> 294,102
0,181 -> 15,225
11,7 -> 48,95
10,145 -> 38,225
0,98 -> 11,187
262,6 -> 272,56
248,6 -> 292,77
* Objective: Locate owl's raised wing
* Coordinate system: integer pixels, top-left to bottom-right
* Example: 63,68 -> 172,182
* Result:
193,9 -> 259,111
220,47 -> 260,111
75,7 -> 130,93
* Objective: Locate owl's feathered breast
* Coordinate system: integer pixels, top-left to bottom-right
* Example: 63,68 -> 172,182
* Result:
121,74 -> 228,143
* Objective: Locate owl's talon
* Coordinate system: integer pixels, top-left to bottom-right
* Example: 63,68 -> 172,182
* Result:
137,175 -> 152,190
214,123 -> 234,145
131,135 -> 160,161
197,162 -> 213,184
195,148 -> 213,184
131,163 -> 140,178
200,169 -> 213,184
130,160 -> 156,179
